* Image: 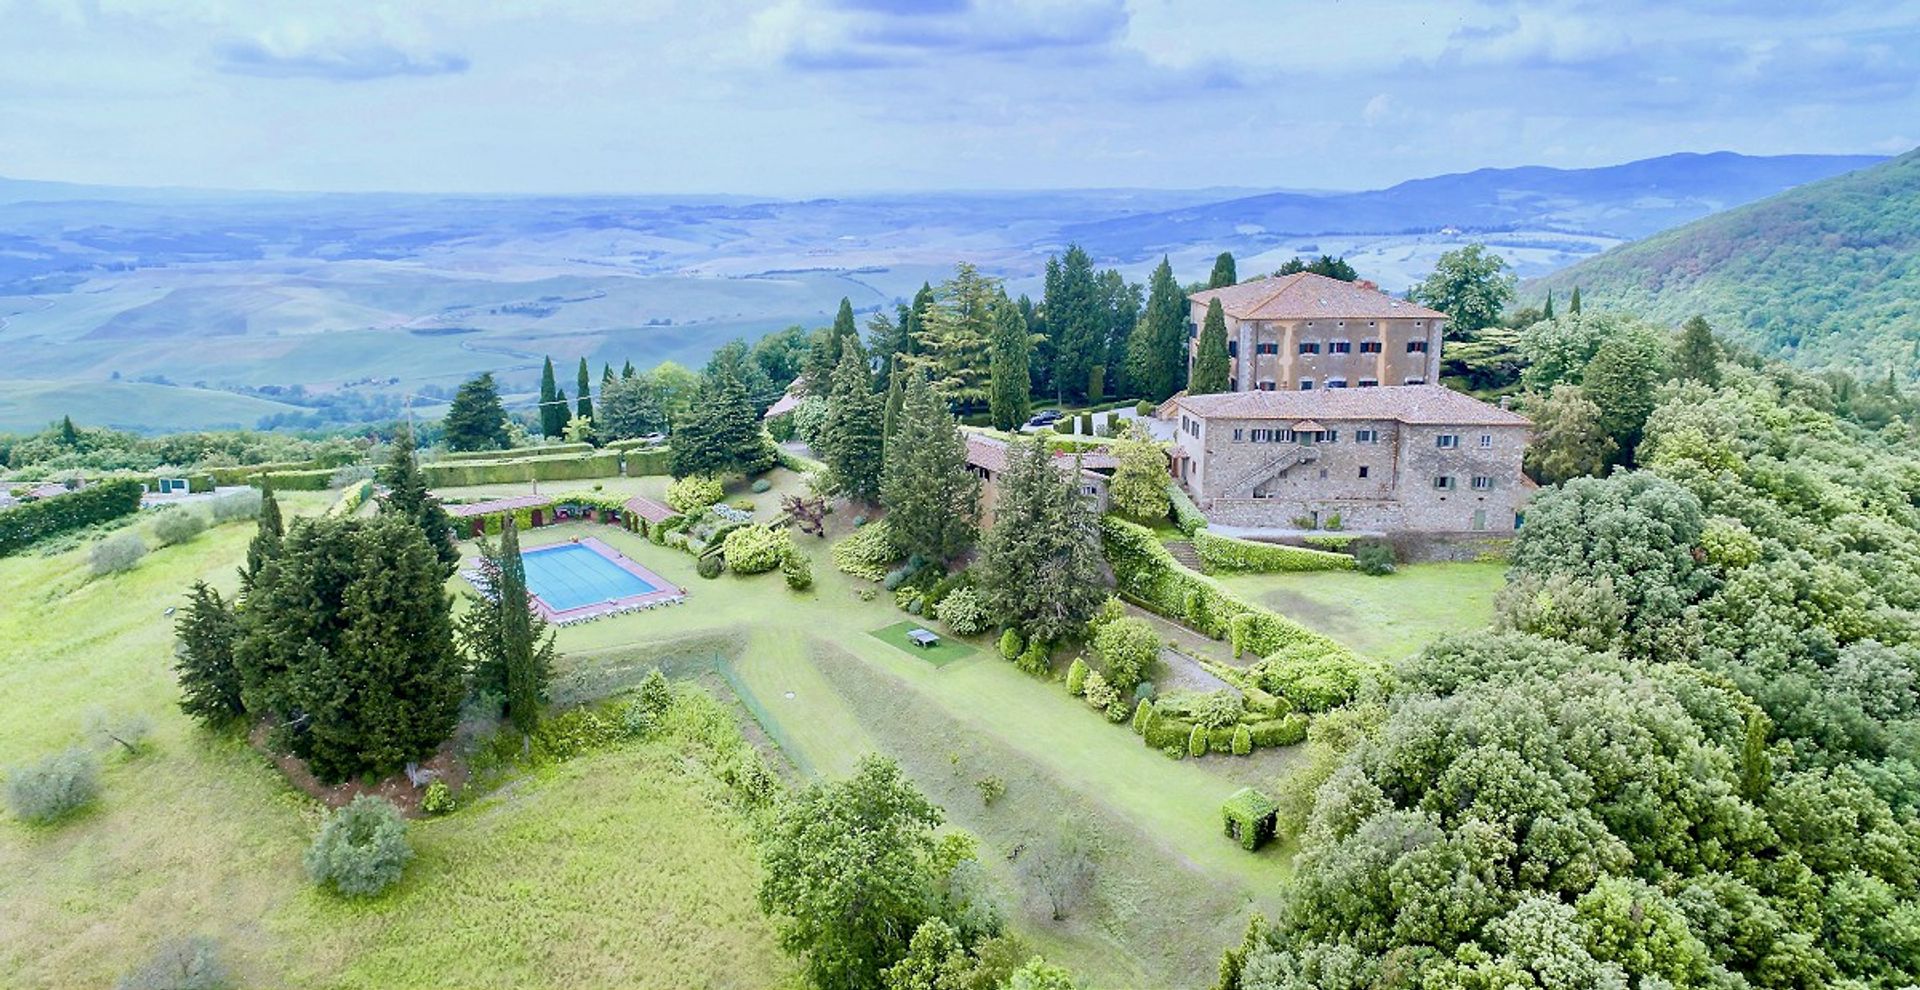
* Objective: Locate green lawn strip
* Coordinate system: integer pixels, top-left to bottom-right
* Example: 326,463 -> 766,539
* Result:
868,620 -> 977,666
1213,560 -> 1508,660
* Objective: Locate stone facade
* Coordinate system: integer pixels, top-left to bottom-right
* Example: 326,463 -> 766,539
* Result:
1168,386 -> 1531,534
1187,272 -> 1447,392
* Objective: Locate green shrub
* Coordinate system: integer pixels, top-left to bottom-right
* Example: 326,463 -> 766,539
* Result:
1187,724 -> 1208,757
998,628 -> 1024,660
1248,714 -> 1309,748
781,549 -> 813,591
420,779 -> 455,815
1136,400 -> 1155,416
1079,412 -> 1093,434
1355,541 -> 1397,576
1053,420 -> 1073,434
1131,699 -> 1153,734
722,524 -> 792,575
1231,724 -> 1252,756
1208,725 -> 1236,751
830,520 -> 902,580
1168,483 -> 1208,536
637,669 -> 674,722
1302,534 -> 1357,552
1257,645 -> 1383,712
1193,529 -> 1355,573
1092,616 -> 1158,694
114,936 -> 230,990
667,475 -> 726,513
1221,787 -> 1278,851
751,478 -> 772,494
152,508 -> 208,546
1082,670 -> 1120,711
89,532 -> 148,576
696,553 -> 725,579
4,747 -> 99,824
304,795 -> 412,897
729,497 -> 755,512
975,775 -> 1006,806
1143,715 -> 1193,751
1016,641 -> 1051,676
934,586 -> 990,635
1066,657 -> 1089,695
535,706 -> 624,761
0,479 -> 144,557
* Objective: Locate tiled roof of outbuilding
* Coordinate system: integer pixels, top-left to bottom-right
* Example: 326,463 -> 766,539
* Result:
1189,272 -> 1448,321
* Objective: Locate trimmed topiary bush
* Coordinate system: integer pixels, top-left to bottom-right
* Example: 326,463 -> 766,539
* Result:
1131,699 -> 1153,734
304,794 -> 412,897
666,475 -> 726,513
1193,529 -> 1355,573
1092,616 -> 1159,695
4,747 -> 99,824
1143,715 -> 1193,751
89,532 -> 148,576
1231,724 -> 1252,756
1248,714 -> 1309,748
0,478 -> 144,557
1187,723 -> 1209,757
998,628 -> 1023,661
1016,641 -> 1051,676
1221,787 -> 1278,851
1066,657 -> 1089,696
696,553 -> 725,579
934,586 -> 990,636
781,549 -> 813,591
722,524 -> 793,575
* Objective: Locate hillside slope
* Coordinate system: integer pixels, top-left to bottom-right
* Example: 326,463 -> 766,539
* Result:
1532,148 -> 1920,380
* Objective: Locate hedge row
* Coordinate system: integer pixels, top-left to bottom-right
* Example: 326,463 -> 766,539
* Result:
0,479 -> 144,556
438,441 -> 594,462
1193,528 -> 1354,574
625,447 -> 672,477
209,460 -> 316,485
421,451 -> 623,487
1168,482 -> 1208,536
328,479 -> 374,517
257,468 -> 337,491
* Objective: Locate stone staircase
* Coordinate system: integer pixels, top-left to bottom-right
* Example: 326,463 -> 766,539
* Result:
1165,540 -> 1204,570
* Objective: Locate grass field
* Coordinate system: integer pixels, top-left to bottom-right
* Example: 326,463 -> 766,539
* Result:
2,485 -> 1421,988
1214,560 -> 1509,660
870,620 -> 976,666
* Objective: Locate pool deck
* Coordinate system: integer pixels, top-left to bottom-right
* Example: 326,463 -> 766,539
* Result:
475,536 -> 687,626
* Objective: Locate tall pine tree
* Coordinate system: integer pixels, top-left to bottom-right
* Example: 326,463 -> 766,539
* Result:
881,356 -> 907,448
378,424 -> 459,577
459,518 -> 554,733
1190,299 -> 1231,395
987,291 -> 1032,431
911,263 -> 998,408
976,438 -> 1107,644
576,357 -> 594,424
1208,252 -> 1237,289
881,372 -> 979,563
1672,315 -> 1721,386
443,372 -> 510,452
538,357 -> 564,437
669,360 -> 775,478
240,485 -> 283,593
819,347 -> 885,503
1043,246 -> 1102,404
1127,256 -> 1187,401
174,582 -> 243,725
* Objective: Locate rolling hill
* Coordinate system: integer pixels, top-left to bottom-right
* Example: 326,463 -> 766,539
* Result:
1531,148 -> 1920,380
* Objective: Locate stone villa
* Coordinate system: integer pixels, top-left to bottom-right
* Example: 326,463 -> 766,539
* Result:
1187,272 -> 1447,391
1169,273 -> 1531,535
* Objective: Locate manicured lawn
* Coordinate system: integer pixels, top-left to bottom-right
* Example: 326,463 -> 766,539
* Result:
869,620 -> 977,666
1214,560 -> 1509,660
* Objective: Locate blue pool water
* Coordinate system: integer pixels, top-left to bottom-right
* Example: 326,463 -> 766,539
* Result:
521,544 -> 657,612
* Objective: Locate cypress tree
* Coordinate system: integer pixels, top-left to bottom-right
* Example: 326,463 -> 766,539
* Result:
538,357 -> 563,437
882,356 -> 907,446
443,372 -> 510,451
1190,299 -> 1231,395
1044,245 -> 1102,404
241,486 -> 283,593
293,514 -> 463,782
819,347 -> 885,504
1673,315 -> 1721,386
623,360 -> 637,379
174,582 -> 243,725
1543,289 -> 1556,321
1569,286 -> 1582,314
576,358 -> 594,424
59,414 -> 79,446
602,363 -> 615,388
832,297 -> 859,352
495,518 -> 551,732
233,515 -> 362,723
881,371 -> 980,563
1208,252 -> 1237,289
378,424 -> 459,577
1130,256 -> 1187,401
987,292 -> 1032,431
977,438 -> 1106,643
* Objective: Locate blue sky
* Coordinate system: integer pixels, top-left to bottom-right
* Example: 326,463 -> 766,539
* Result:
2,0 -> 1916,196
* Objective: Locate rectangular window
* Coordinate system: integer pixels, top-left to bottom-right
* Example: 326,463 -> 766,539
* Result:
1434,476 -> 1455,490
1472,476 -> 1493,490
1327,378 -> 1348,389
1259,380 -> 1277,392
1250,428 -> 1269,442
1359,340 -> 1383,354
1276,429 -> 1296,443
1233,428 -> 1243,441
1358,465 -> 1370,479
1404,377 -> 1426,385
1355,429 -> 1379,443
1329,340 -> 1352,354
1407,340 -> 1429,353
1227,341 -> 1239,357
1479,434 -> 1493,449
1437,434 -> 1459,449
1256,341 -> 1279,355
1299,379 -> 1314,391
1324,430 -> 1339,443
1358,378 -> 1378,388
1298,341 -> 1321,355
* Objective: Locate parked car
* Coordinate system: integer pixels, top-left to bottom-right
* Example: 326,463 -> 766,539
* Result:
1025,410 -> 1063,428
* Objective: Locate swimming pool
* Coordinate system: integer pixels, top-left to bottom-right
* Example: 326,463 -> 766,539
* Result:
520,539 -> 675,620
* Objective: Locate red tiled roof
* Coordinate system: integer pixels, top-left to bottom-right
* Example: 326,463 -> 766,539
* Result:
1189,272 -> 1448,322
1170,385 -> 1529,427
622,494 -> 678,523
445,494 -> 553,519
965,433 -> 1119,474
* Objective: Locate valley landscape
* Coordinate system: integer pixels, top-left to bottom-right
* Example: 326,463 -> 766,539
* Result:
4,4 -> 1919,990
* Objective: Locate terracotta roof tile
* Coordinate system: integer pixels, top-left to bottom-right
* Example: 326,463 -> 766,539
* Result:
1190,272 -> 1448,322
622,494 -> 678,523
1170,385 -> 1529,427
445,494 -> 554,519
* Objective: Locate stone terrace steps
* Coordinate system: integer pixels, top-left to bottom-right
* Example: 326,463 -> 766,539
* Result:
1164,540 -> 1204,570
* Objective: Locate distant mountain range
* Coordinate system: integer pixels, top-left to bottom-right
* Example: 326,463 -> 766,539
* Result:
0,151 -> 1894,432
1532,148 -> 1920,381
